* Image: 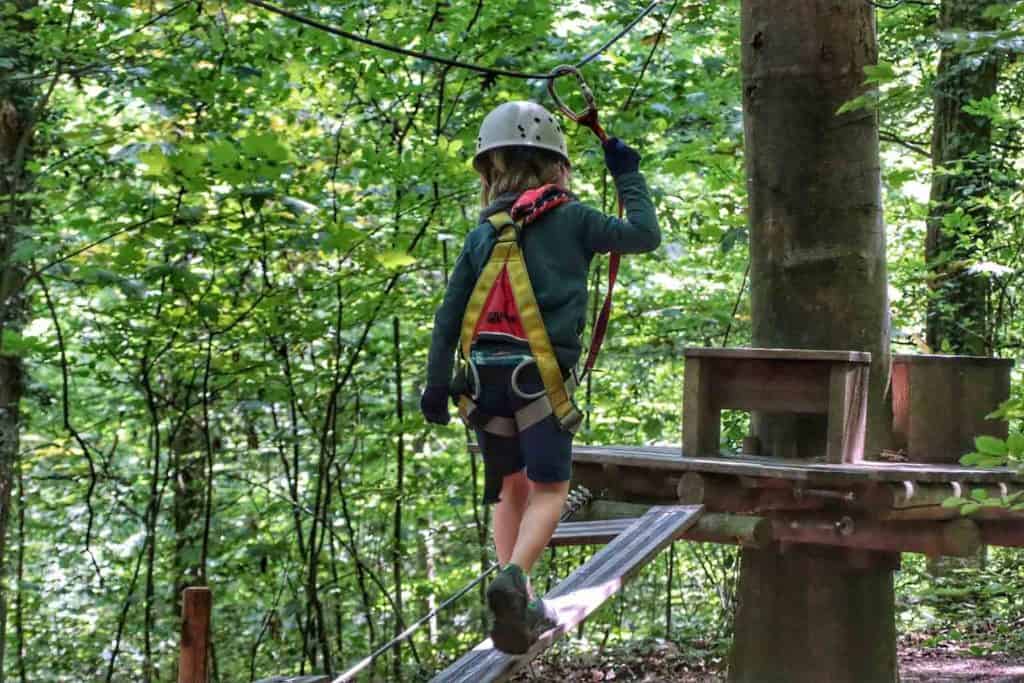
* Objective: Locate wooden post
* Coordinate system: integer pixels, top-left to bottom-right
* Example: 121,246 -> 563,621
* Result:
683,355 -> 719,457
179,586 -> 211,683
826,363 -> 869,463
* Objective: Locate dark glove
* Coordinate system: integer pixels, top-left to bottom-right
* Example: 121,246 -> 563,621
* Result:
603,137 -> 641,177
420,385 -> 451,425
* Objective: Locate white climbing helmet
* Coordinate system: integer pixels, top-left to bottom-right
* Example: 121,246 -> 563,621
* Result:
474,101 -> 569,168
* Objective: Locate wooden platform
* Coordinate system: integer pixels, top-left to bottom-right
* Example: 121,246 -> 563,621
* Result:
573,445 -> 1024,485
431,506 -> 703,682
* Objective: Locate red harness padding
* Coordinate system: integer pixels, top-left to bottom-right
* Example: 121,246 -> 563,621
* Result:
471,185 -> 572,346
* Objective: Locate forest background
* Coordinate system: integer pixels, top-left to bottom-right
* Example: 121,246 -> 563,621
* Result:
2,0 -> 1024,681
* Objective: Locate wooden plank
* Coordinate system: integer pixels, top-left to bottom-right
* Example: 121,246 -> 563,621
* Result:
431,506 -> 703,683
826,363 -> 868,464
894,354 -> 1013,465
178,587 -> 211,683
683,356 -> 719,457
711,358 -> 831,414
571,445 -> 1024,485
684,347 -> 871,363
979,521 -> 1024,548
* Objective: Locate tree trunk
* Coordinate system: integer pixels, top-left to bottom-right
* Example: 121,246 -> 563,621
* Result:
0,3 -> 38,677
730,3 -> 897,681
925,0 -> 1001,355
925,0 -> 1002,576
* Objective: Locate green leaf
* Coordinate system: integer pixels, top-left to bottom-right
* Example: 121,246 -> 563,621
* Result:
241,133 -> 290,163
971,488 -> 989,500
322,224 -> 362,251
975,435 -> 1008,457
1,329 -> 36,356
1006,433 -> 1024,456
139,147 -> 169,176
863,62 -> 896,84
209,141 -> 239,166
960,503 -> 981,516
960,452 -> 983,466
376,251 -> 416,269
942,496 -> 966,508
11,239 -> 41,263
836,91 -> 880,115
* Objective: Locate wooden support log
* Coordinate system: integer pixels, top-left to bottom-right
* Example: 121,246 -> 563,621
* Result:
686,513 -> 773,548
772,515 -> 981,558
861,481 -> 1024,521
572,463 -> 680,503
553,511 -> 773,549
978,521 -> 1024,548
571,500 -> 652,522
677,472 -> 824,513
179,586 -> 212,683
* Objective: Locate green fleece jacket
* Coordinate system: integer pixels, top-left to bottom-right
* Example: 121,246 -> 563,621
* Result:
426,171 -> 660,387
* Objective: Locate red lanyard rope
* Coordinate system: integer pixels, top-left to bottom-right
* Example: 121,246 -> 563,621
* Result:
548,66 -> 623,378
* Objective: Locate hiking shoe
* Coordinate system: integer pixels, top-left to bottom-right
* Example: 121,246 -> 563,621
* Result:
525,598 -> 558,639
486,565 -> 531,654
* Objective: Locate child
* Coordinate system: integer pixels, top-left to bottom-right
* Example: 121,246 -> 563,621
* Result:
420,100 -> 660,653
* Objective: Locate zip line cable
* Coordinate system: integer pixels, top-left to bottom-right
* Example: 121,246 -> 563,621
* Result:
242,0 -> 663,80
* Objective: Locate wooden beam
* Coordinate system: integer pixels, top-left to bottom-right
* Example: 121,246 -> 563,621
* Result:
772,515 -> 981,558
677,472 -> 824,513
978,521 -> 1024,548
552,511 -> 773,549
178,586 -> 212,683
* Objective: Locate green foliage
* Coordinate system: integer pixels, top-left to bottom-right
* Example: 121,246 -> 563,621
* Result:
4,0 -> 1024,680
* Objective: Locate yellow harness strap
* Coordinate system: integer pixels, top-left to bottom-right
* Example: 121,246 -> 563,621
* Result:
458,211 -> 581,433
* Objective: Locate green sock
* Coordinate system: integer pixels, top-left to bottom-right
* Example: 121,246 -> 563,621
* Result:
503,563 -> 525,577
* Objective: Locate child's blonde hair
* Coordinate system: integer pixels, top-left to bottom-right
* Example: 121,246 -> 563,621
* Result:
474,147 -> 570,207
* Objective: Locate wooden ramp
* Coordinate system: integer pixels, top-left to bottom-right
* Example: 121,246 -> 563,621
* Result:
430,505 -> 703,683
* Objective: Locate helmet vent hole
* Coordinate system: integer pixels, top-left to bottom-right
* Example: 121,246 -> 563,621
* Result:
534,117 -> 541,123
535,135 -> 541,141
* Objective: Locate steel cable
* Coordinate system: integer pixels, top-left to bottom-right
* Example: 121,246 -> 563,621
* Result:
243,0 -> 663,80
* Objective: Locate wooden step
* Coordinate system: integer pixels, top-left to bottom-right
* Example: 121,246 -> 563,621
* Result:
430,505 -> 703,683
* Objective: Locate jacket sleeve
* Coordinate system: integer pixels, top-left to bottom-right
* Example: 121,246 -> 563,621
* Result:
579,171 -> 661,254
426,239 -> 478,387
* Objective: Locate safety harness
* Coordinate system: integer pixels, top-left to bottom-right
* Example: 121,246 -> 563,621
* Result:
457,66 -> 621,438
456,185 -> 584,435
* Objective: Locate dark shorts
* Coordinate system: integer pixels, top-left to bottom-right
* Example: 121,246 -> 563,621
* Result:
473,364 -> 574,504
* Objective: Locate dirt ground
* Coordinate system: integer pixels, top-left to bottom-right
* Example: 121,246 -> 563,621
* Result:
511,641 -> 1024,682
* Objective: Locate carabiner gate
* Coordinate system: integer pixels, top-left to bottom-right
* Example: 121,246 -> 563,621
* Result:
547,65 -> 601,134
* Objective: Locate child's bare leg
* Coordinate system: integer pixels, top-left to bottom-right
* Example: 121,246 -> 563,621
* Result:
509,480 -> 570,573
493,470 -> 530,565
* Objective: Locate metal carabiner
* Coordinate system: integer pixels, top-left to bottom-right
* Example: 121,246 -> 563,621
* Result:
510,358 -> 547,400
547,65 -> 604,137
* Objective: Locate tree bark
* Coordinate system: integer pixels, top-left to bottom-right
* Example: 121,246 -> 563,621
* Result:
730,3 -> 897,681
0,3 -> 38,677
925,0 -> 1001,355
